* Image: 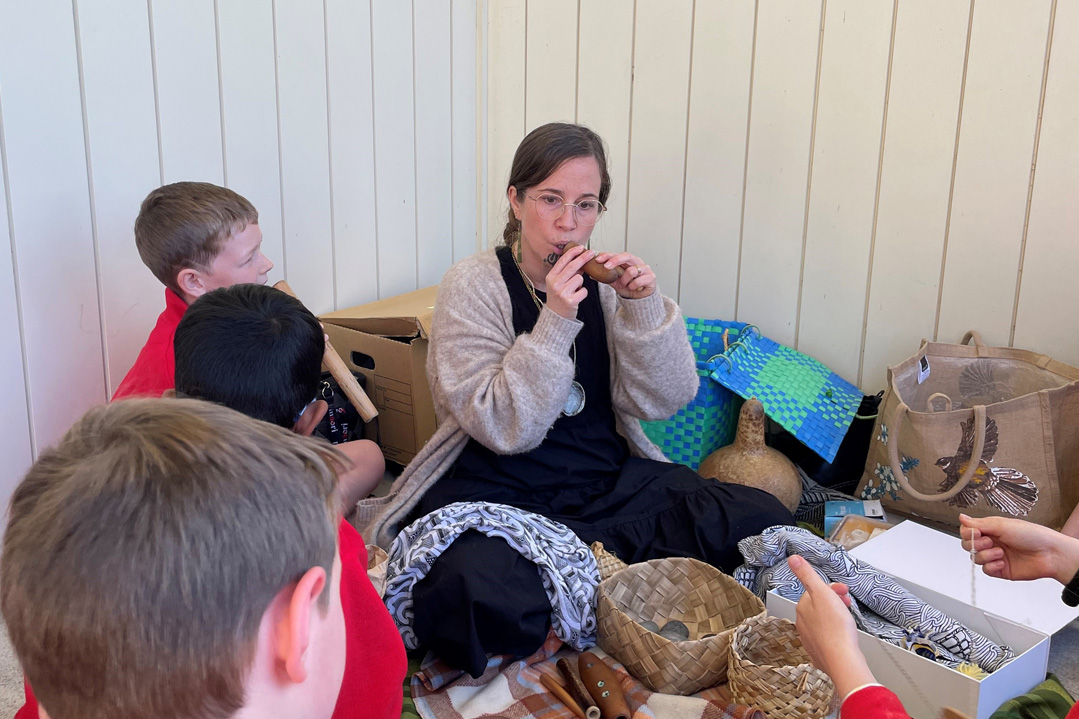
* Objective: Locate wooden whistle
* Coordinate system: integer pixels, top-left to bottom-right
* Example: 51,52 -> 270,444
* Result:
564,241 -> 624,285
272,280 -> 378,422
557,658 -> 601,719
578,652 -> 630,719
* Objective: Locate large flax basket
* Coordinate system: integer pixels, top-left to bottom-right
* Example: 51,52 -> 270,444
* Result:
728,614 -> 834,719
596,557 -> 765,695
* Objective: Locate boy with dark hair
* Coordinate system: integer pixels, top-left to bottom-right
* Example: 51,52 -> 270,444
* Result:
114,181 -> 274,399
173,283 -> 385,509
3,398 -> 353,719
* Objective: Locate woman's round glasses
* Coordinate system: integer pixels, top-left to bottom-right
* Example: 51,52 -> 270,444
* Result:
526,193 -> 606,226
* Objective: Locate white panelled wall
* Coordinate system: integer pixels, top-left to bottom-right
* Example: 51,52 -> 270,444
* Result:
0,0 -> 481,523
3,0 -> 1079,525
486,0 -> 1079,386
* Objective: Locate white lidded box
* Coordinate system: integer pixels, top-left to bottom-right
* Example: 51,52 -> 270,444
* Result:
766,520 -> 1079,719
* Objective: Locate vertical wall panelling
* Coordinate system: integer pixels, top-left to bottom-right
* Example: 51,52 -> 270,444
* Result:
77,0 -> 164,395
325,0 -> 379,308
796,0 -> 893,383
150,0 -> 225,184
576,0 -> 635,255
1014,1 -> 1079,365
371,0 -> 419,298
736,0 -> 823,346
274,0 -> 335,314
860,0 -> 970,390
415,0 -> 455,289
486,1 -> 526,246
451,0 -> 480,263
623,0 -> 694,297
0,118 -> 34,524
0,0 -> 107,449
525,0 -> 579,131
677,0 -> 755,320
218,0 -> 286,287
935,1 -> 1052,346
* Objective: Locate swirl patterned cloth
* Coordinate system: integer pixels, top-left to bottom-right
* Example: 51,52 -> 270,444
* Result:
384,501 -> 600,651
733,525 -> 1014,673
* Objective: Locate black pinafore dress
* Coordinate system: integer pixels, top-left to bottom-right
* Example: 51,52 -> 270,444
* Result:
409,246 -> 792,676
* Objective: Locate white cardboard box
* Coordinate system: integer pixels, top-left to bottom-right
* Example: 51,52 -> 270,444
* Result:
768,580 -> 1049,719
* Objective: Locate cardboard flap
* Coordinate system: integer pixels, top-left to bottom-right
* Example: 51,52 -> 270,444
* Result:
850,520 -> 1079,636
320,285 -> 437,339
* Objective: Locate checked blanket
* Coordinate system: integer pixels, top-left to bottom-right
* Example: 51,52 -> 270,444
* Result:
410,632 -> 764,719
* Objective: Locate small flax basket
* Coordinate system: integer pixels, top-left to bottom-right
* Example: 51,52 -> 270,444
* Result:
596,557 -> 765,695
727,614 -> 835,719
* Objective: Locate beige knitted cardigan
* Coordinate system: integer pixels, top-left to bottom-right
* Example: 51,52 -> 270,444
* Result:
353,249 -> 698,548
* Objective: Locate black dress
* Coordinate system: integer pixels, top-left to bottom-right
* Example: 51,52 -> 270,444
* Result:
410,246 -> 792,676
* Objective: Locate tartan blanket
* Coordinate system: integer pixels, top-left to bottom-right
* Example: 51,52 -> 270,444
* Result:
410,632 -> 764,719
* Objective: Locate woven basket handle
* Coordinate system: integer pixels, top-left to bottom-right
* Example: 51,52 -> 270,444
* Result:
888,402 -> 987,502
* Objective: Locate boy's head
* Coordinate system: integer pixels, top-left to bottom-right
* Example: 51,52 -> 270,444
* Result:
174,284 -> 326,431
135,181 -> 273,303
1,398 -> 347,719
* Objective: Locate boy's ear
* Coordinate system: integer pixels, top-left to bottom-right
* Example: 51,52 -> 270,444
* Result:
176,267 -> 207,302
271,566 -> 327,683
292,399 -> 328,437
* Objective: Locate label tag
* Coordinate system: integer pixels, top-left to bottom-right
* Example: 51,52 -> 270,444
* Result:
917,355 -> 931,384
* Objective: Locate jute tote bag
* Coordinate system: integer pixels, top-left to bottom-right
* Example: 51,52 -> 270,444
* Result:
855,331 -> 1079,529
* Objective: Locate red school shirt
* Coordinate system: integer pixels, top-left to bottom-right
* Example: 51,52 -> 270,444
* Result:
112,288 -> 188,400
15,520 -> 406,719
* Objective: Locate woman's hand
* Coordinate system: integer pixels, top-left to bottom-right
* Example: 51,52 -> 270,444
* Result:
593,251 -> 656,299
789,555 -> 876,699
960,513 -> 1079,585
544,243 -> 595,319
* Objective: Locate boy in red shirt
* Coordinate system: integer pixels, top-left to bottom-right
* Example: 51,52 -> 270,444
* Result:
3,399 -> 352,719
171,282 -> 405,719
113,182 -> 274,400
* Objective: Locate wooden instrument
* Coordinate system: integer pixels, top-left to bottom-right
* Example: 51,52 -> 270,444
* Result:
272,280 -> 378,422
565,241 -> 624,284
539,673 -> 586,719
578,652 -> 630,719
557,658 -> 601,719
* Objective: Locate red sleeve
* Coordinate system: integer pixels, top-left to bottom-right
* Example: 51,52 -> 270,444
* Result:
841,685 -> 909,719
331,520 -> 407,719
15,679 -> 39,719
1066,700 -> 1079,719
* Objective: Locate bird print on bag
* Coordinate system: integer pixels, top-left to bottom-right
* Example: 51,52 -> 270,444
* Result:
935,416 -> 1038,516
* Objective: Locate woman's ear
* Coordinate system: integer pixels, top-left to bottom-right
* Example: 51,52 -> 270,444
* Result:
507,185 -> 521,220
292,399 -> 328,437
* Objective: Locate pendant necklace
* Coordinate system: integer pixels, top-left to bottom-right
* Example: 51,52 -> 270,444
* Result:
511,240 -> 586,417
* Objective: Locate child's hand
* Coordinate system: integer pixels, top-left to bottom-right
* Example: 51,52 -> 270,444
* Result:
960,513 -> 1079,585
789,555 -> 875,699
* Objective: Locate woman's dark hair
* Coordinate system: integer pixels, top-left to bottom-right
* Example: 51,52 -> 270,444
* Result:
503,122 -> 611,244
174,284 -> 325,428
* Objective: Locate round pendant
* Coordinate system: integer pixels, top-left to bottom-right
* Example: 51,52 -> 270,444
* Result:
562,380 -> 586,417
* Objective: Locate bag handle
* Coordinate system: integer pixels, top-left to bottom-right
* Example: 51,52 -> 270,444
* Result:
926,393 -> 953,412
960,330 -> 989,357
887,402 -> 987,502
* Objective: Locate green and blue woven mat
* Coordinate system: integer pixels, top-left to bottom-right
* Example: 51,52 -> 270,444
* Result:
710,327 -> 861,464
641,318 -> 746,470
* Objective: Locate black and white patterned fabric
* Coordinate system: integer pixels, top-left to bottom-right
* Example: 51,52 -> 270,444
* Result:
734,525 -> 1014,673
792,466 -> 857,532
383,502 -> 599,651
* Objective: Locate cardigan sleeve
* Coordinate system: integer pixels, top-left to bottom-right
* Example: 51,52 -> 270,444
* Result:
841,685 -> 909,719
601,286 -> 698,422
428,255 -> 582,454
